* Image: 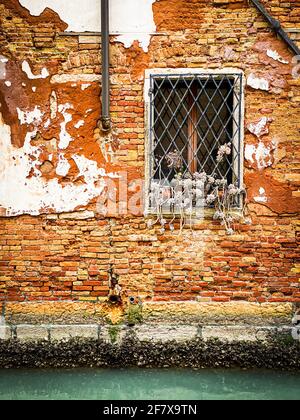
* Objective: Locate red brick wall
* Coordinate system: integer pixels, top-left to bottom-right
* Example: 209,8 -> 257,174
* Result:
0,0 -> 299,307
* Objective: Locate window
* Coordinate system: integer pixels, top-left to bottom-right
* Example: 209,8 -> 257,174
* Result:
144,70 -> 244,214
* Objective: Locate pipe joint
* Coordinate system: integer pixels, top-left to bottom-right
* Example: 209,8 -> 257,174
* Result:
101,116 -> 112,132
271,18 -> 281,33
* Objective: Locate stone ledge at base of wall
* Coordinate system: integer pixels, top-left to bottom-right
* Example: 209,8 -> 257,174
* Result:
1,324 -> 299,370
3,301 -> 296,326
0,323 -> 298,344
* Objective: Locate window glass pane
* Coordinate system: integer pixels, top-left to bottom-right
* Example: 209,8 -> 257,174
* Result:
152,75 -> 240,183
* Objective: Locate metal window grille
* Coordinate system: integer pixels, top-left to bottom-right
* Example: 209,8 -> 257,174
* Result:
148,73 -> 243,211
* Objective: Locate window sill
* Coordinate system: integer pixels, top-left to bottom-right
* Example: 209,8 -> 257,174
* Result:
145,207 -> 244,219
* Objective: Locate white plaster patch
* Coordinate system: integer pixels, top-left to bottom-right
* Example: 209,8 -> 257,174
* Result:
245,145 -> 256,165
245,141 -> 275,170
4,81 -> 11,87
0,113 -> 112,216
74,120 -> 84,129
115,34 -> 152,53
0,55 -> 8,80
19,0 -> 157,52
32,86 -> 37,92
267,49 -> 289,65
254,187 -> 268,203
81,84 -> 91,91
247,73 -> 270,91
58,103 -> 73,149
112,0 -> 157,51
17,106 -> 43,126
50,91 -> 58,119
22,60 -> 49,80
247,117 -> 272,139
59,114 -> 73,149
44,119 -> 51,129
56,153 -> 71,177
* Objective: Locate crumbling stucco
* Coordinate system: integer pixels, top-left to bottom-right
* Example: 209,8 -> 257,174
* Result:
245,142 -> 275,170
247,73 -> 270,91
0,54 -> 121,216
0,112 -> 117,216
267,49 -> 289,65
19,0 -> 158,52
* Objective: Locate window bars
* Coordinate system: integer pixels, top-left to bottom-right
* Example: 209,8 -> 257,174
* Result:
148,73 -> 243,212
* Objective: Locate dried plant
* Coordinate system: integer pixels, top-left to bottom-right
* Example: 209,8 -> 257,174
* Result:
216,142 -> 232,163
165,150 -> 183,171
147,143 -> 248,235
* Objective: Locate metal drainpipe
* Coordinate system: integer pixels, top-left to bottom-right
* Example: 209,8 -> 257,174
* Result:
250,0 -> 300,56
101,0 -> 112,131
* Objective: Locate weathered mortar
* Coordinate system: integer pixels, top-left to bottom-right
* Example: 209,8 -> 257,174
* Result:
0,0 -> 299,323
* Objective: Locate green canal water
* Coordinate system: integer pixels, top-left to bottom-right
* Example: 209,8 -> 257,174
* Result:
0,368 -> 299,400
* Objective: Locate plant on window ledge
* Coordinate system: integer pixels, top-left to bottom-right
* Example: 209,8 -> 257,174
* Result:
147,144 -> 249,235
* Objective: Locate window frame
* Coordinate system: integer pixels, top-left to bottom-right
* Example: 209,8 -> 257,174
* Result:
144,68 -> 245,216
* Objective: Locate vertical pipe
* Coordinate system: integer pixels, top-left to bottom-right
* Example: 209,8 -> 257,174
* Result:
101,0 -> 111,131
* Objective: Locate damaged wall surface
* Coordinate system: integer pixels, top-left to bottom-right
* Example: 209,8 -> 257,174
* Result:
0,0 -> 299,325
19,0 -> 158,51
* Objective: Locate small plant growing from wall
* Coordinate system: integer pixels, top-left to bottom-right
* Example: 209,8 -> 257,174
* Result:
147,144 -> 249,235
108,325 -> 121,344
126,297 -> 143,327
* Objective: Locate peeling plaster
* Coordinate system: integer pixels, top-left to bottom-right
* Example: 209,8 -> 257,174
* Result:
17,106 -> 43,126
44,119 -> 51,129
81,84 -> 91,91
245,142 -> 275,170
267,49 -> 289,65
22,60 -> 49,80
74,120 -> 84,129
58,103 -> 73,149
56,153 -> 70,177
247,117 -> 273,139
0,55 -> 8,80
19,0 -> 158,52
73,154 -> 118,183
247,73 -> 269,92
254,187 -> 268,203
5,81 -> 11,87
0,113 -> 113,216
